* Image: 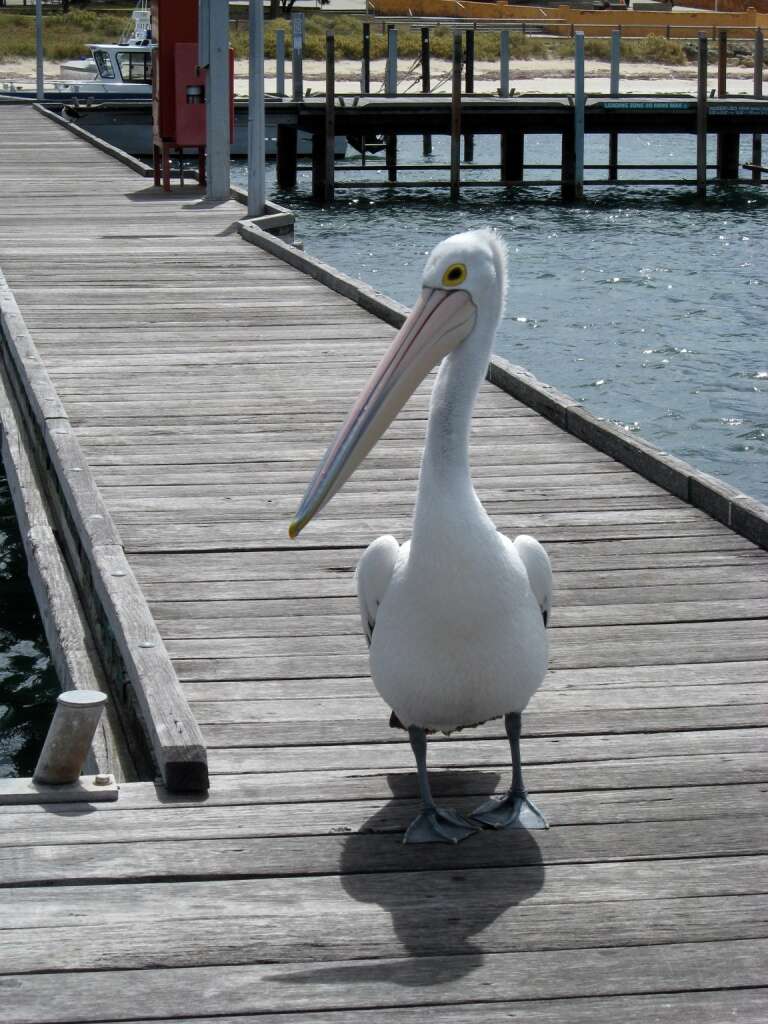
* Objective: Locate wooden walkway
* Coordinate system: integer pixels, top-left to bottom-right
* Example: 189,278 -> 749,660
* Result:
1,104 -> 768,1024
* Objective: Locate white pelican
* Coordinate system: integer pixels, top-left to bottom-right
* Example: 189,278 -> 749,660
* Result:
290,229 -> 552,844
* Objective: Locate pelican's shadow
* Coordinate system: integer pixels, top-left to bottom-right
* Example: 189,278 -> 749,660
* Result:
268,768 -> 545,990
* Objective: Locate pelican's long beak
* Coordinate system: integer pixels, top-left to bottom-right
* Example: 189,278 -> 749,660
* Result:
289,287 -> 477,538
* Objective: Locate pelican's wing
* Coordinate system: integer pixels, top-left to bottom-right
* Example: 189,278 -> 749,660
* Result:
510,534 -> 553,627
355,534 -> 401,645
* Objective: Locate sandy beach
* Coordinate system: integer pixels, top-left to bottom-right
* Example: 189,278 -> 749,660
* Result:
1,55 -> 760,97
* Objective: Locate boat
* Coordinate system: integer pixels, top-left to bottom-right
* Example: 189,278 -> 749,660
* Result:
0,2 -> 346,159
59,0 -> 151,80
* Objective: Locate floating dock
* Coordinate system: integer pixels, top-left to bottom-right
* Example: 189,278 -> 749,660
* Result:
1,103 -> 768,1024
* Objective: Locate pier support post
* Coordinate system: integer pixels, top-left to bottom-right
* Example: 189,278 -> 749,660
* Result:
697,33 -> 708,199
385,26 -> 397,183
421,28 -> 432,156
464,29 -> 474,163
276,124 -> 298,189
386,26 -> 397,96
561,124 -> 576,202
247,0 -> 266,217
386,135 -> 397,183
754,29 -> 764,184
573,32 -> 585,201
34,691 -> 107,786
609,29 -> 620,182
501,130 -> 524,184
499,30 -> 510,98
201,0 -> 230,203
325,31 -> 335,203
35,0 -> 44,101
292,13 -> 304,101
715,29 -> 739,180
362,22 -> 370,94
451,33 -> 462,202
275,29 -> 285,98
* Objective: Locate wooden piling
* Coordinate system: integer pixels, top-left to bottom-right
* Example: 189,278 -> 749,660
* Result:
464,29 -> 474,162
753,28 -> 764,184
609,29 -> 621,182
717,29 -> 728,97
386,134 -> 397,183
573,32 -> 585,201
362,22 -> 370,94
501,130 -> 524,184
276,124 -> 297,189
291,12 -> 304,101
451,33 -> 462,202
421,27 -> 432,156
715,28 -> 740,179
275,29 -> 285,98
324,32 -> 335,203
499,29 -> 510,98
697,34 -> 708,199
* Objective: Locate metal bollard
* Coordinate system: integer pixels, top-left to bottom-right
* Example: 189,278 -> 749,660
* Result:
33,690 -> 107,785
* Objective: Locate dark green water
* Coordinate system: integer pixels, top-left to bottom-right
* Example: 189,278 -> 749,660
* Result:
0,463 -> 59,778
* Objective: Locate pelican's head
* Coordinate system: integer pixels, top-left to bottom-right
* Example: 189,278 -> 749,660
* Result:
289,229 -> 507,538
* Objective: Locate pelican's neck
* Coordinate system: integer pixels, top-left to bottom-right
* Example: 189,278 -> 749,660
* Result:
412,331 -> 490,539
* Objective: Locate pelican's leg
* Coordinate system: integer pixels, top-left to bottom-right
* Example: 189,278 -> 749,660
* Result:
470,712 -> 548,830
403,726 -> 479,845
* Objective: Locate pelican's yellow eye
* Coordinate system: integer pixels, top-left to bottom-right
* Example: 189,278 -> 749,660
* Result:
442,263 -> 467,288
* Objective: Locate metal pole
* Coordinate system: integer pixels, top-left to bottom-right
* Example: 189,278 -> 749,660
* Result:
202,0 -> 230,202
291,12 -> 304,101
386,26 -> 397,96
610,29 -> 621,96
753,29 -> 763,183
275,29 -> 285,98
574,31 -> 585,200
247,0 -> 265,217
34,691 -> 107,785
499,30 -> 510,98
35,0 -> 44,101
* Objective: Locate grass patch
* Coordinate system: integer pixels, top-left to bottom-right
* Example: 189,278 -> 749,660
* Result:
0,11 -> 692,67
0,10 -> 127,61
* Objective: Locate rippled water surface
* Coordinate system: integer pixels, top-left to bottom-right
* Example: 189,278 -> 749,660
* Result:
0,465 -> 58,777
235,131 -> 768,502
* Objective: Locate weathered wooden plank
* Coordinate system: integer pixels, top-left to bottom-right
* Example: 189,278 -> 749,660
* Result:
1,894 -> 766,975
204,725 -> 768,774
65,990 -> 767,1024
2,784 -> 761,848
1,939 -> 766,1023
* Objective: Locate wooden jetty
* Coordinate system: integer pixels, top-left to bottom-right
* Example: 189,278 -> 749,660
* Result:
1,102 -> 768,1024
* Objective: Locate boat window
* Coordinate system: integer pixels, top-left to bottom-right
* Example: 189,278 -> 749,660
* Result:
93,50 -> 115,80
116,51 -> 152,84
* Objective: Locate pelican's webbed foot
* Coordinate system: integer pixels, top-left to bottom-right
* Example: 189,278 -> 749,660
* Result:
404,807 -> 479,845
471,791 -> 548,831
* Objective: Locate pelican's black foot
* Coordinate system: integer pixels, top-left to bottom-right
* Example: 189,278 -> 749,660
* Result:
403,807 -> 480,845
471,792 -> 549,831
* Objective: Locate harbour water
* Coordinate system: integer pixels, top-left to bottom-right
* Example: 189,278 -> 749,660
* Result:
0,465 -> 58,777
233,130 -> 768,505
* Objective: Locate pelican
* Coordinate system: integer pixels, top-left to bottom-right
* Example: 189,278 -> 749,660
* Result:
290,229 -> 552,844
